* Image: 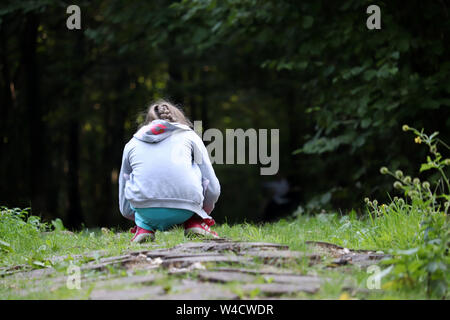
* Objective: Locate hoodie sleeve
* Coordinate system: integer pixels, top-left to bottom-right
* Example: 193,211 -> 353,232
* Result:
191,133 -> 221,214
119,142 -> 135,221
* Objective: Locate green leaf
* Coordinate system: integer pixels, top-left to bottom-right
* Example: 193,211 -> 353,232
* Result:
426,261 -> 446,273
300,132 -> 357,155
302,16 -> 314,29
51,218 -> 66,232
296,61 -> 309,70
361,118 -> 371,128
390,51 -> 400,59
212,21 -> 222,33
396,248 -> 419,255
420,163 -> 435,172
377,265 -> 394,280
0,239 -> 13,252
363,69 -> 377,81
32,261 -> 46,268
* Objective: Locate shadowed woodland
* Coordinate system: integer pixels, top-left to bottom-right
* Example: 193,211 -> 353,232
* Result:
0,1 -> 449,229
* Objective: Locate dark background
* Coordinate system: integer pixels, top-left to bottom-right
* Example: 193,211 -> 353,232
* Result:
1,0 -> 449,229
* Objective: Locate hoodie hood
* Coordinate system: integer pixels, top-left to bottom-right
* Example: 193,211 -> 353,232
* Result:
133,119 -> 191,143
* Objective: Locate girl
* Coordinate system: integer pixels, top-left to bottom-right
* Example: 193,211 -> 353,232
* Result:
119,100 -> 220,242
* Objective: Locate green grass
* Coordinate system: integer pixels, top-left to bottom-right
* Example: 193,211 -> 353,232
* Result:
216,208 -> 424,252
0,210 -> 422,270
0,204 -> 437,300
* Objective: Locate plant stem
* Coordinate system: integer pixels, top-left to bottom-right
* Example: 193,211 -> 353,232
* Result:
437,167 -> 450,194
437,138 -> 450,151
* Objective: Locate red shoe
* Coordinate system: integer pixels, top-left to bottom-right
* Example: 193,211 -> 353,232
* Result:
131,226 -> 155,243
184,216 -> 219,238
130,226 -> 137,234
203,218 -> 216,227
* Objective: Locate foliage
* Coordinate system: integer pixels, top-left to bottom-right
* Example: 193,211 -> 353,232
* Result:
365,127 -> 449,298
0,207 -> 47,246
1,206 -> 72,268
171,0 -> 450,212
0,1 -> 449,227
0,207 -> 47,266
0,210 -> 436,299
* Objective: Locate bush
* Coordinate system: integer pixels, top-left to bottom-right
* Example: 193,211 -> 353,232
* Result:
0,207 -> 51,266
367,126 -> 449,298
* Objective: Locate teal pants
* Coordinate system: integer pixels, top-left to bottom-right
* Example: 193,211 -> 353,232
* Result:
132,206 -> 194,232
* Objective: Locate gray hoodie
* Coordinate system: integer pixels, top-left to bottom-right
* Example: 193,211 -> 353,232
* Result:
119,120 -> 220,221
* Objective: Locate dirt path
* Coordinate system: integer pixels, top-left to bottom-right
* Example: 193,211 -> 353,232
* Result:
1,238 -> 388,299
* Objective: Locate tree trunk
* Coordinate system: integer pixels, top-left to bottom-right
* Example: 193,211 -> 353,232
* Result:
0,21 -> 13,129
67,119 -> 83,228
0,21 -> 13,194
22,13 -> 45,215
66,32 -> 84,228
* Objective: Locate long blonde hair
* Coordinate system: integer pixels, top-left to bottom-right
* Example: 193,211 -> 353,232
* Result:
144,99 -> 192,128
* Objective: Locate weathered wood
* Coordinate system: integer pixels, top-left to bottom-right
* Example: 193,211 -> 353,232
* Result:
162,255 -> 251,268
81,255 -> 137,271
211,266 -> 293,275
12,274 -> 124,297
244,250 -> 321,266
9,267 -> 56,280
264,274 -> 321,285
48,250 -> 107,264
162,287 -> 239,300
147,251 -> 225,259
6,239 -> 386,299
305,241 -> 351,258
89,286 -> 164,300
167,279 -> 239,300
198,271 -> 257,283
198,270 -> 322,287
94,274 -> 159,288
0,264 -> 29,277
306,241 -> 389,267
170,241 -> 289,254
240,282 -> 319,295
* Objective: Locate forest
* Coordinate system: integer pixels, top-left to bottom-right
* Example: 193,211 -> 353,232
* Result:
1,0 -> 449,229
